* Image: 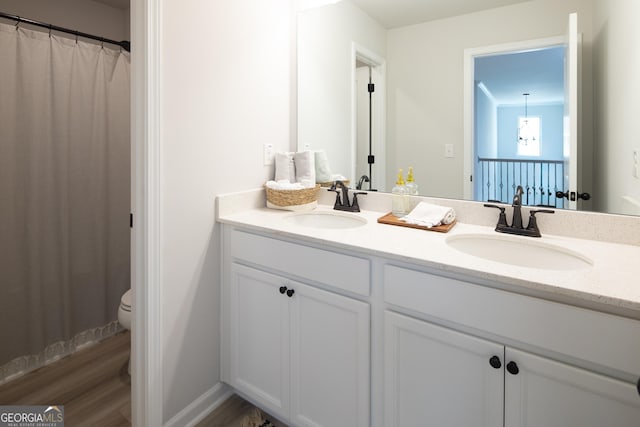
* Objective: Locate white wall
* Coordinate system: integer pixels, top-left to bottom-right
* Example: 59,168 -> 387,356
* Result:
151,1 -> 635,421
474,84 -> 497,159
159,0 -> 292,422
474,84 -> 497,198
297,1 -> 386,182
387,0 -> 594,199
0,0 -> 129,42
593,0 -> 640,215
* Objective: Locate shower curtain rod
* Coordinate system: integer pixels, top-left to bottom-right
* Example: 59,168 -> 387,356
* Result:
0,11 -> 130,52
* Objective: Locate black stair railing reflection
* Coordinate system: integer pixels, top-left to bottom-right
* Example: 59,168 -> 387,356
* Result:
478,157 -> 565,208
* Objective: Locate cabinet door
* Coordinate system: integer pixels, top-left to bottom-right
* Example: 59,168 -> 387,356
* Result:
385,311 -> 504,427
505,347 -> 640,427
290,281 -> 370,427
229,264 -> 290,417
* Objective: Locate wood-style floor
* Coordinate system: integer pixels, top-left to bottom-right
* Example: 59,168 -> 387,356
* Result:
0,331 -> 286,427
0,331 -> 132,426
196,394 -> 288,427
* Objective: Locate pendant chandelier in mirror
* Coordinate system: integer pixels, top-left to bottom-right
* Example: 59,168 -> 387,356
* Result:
517,93 -> 540,156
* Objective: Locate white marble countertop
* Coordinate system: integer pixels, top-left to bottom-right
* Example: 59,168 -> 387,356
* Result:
217,191 -> 640,318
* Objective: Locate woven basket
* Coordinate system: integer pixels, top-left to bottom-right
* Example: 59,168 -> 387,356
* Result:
265,184 -> 321,208
318,180 -> 350,188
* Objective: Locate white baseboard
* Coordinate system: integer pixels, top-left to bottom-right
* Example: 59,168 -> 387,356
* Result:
164,382 -> 233,427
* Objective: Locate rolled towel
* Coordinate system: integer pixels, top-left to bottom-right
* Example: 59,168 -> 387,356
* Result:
265,180 -> 305,190
314,150 -> 333,183
294,151 -> 316,184
275,152 -> 296,182
401,202 -> 456,228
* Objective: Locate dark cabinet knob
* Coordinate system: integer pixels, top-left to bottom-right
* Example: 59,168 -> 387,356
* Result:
506,361 -> 519,375
286,289 -> 295,298
489,356 -> 502,369
279,286 -> 287,294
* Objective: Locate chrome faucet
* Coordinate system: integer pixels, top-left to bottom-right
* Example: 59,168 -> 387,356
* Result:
329,180 -> 366,212
484,185 -> 555,237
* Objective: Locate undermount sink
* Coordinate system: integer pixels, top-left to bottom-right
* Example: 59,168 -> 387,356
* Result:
283,210 -> 367,229
446,233 -> 593,270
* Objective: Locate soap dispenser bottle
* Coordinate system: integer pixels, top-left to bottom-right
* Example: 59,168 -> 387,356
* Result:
391,169 -> 408,217
406,166 -> 418,195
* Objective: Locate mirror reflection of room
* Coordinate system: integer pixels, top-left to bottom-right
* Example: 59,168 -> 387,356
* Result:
297,0 -> 640,216
474,47 -> 567,209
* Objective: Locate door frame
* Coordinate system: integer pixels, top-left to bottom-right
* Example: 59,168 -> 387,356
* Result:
131,1 -> 163,426
463,36 -> 565,201
351,42 -> 386,191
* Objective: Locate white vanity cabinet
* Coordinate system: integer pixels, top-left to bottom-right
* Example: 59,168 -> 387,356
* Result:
226,264 -> 289,417
504,347 -> 640,426
383,264 -> 640,427
384,310 -> 504,426
385,311 -> 640,427
218,214 -> 640,427
221,228 -> 371,427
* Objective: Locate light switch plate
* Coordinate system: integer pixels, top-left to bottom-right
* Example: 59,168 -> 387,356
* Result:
445,144 -> 454,158
263,143 -> 274,166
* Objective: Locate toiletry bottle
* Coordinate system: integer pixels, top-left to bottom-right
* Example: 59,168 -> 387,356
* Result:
391,169 -> 408,217
406,166 -> 418,195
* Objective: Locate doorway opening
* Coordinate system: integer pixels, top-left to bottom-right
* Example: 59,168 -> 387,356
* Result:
353,43 -> 386,191
464,36 -> 569,208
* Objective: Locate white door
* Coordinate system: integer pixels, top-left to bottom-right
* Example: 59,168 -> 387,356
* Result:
356,64 -> 370,185
369,64 -> 386,191
229,264 -> 291,418
563,12 -> 582,209
290,280 -> 370,427
504,348 -> 640,427
353,45 -> 386,192
384,311 -> 504,427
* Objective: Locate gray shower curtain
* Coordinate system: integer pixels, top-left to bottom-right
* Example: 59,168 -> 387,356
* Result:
0,22 -> 130,375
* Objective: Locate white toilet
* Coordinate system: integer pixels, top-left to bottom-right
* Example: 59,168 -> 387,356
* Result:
118,288 -> 132,374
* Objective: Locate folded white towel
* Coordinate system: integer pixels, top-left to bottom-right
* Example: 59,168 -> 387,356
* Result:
294,151 -> 316,184
275,152 -> 296,182
401,202 -> 456,228
314,150 -> 333,183
265,180 -> 305,190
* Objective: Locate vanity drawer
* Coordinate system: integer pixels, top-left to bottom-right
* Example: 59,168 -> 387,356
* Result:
384,264 -> 640,377
229,228 -> 370,296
